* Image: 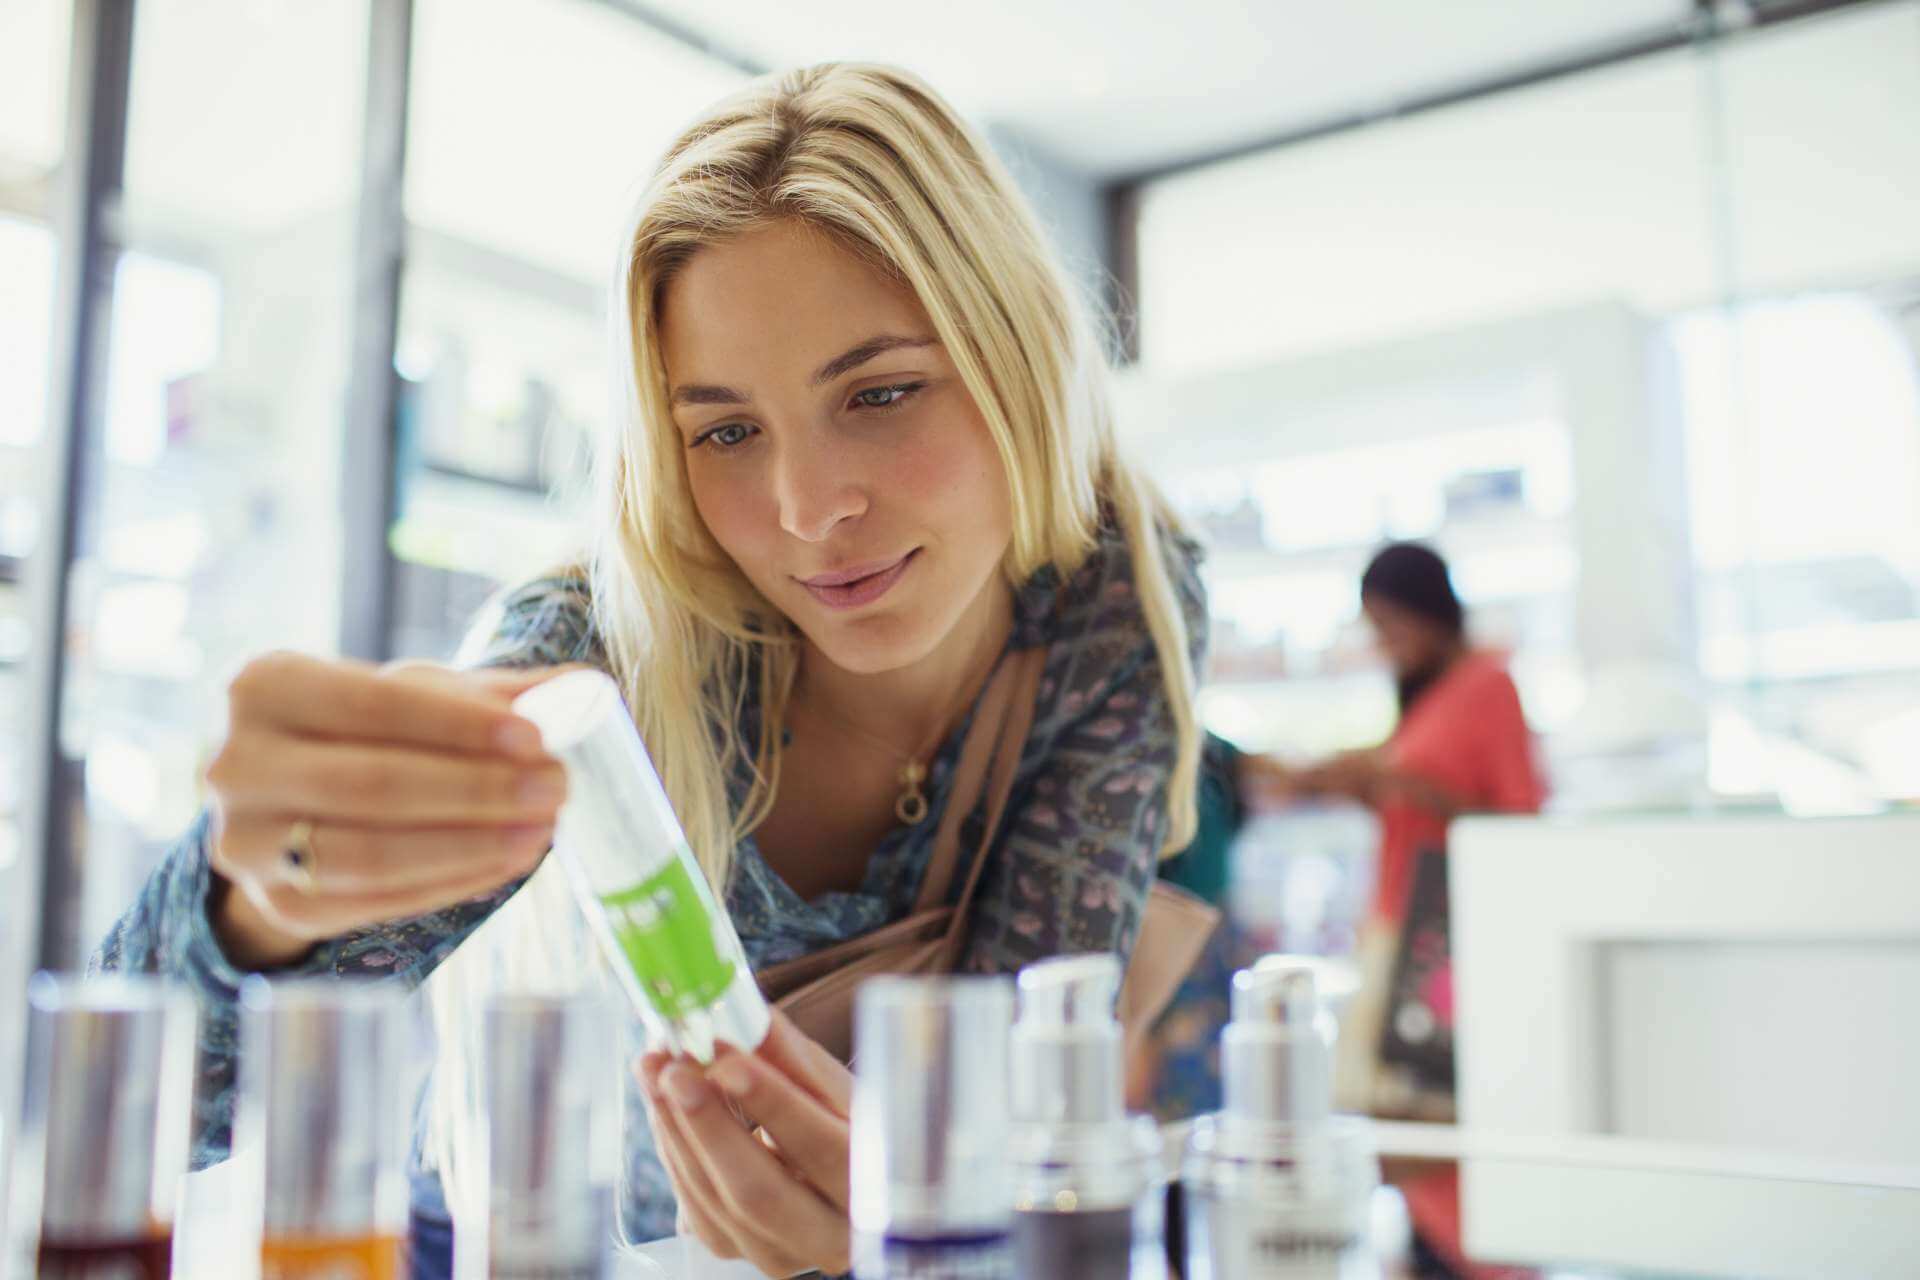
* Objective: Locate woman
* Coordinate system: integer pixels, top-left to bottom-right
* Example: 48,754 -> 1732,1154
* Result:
91,63 -> 1207,1279
1294,541 -> 1545,925
1291,541 -> 1543,1279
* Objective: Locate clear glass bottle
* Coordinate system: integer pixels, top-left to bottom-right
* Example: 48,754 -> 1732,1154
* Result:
239,978 -> 410,1280
10,974 -> 197,1280
456,991 -> 619,1279
851,977 -> 1015,1280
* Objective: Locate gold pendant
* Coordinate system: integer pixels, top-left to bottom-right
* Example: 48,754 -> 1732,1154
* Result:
895,761 -> 929,825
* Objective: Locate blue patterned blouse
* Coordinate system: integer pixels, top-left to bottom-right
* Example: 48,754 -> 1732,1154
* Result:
91,516 -> 1207,1244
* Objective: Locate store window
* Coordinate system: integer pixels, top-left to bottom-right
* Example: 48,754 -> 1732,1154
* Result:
50,0 -> 372,961
0,0 -> 71,961
0,215 -> 54,908
1673,294 -> 1920,806
391,0 -> 746,658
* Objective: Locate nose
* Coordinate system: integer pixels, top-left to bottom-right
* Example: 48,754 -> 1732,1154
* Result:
773,432 -> 867,543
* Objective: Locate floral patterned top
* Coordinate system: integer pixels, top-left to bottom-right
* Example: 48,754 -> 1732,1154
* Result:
91,516 -> 1207,1243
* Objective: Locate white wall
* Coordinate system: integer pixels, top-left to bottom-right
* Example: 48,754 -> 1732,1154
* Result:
1136,2 -> 1920,375
1605,940 -> 1920,1164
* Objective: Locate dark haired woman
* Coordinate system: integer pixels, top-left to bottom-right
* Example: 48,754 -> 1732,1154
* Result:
1290,540 -> 1547,1278
1295,541 -> 1546,924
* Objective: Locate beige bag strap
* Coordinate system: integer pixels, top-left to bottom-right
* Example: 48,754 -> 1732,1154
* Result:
909,646 -> 1044,915
754,645 -> 1045,1000
934,646 -> 1046,943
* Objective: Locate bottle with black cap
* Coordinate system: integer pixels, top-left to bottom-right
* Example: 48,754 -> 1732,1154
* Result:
1183,958 -> 1380,1279
1008,953 -> 1166,1280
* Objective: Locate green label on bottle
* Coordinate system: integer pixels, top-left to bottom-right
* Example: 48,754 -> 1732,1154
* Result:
600,861 -> 736,1018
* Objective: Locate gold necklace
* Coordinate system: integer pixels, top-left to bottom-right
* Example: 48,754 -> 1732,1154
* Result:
800,707 -> 935,825
792,649 -> 1005,827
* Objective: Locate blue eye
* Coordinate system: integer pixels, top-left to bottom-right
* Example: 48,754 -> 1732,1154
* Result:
851,382 -> 924,410
694,422 -> 757,450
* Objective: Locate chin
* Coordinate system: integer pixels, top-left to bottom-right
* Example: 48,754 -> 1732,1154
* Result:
798,610 -> 944,676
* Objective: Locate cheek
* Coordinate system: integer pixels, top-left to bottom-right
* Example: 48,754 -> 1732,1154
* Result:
685,463 -> 770,562
896,414 -> 1008,530
1389,629 -> 1428,669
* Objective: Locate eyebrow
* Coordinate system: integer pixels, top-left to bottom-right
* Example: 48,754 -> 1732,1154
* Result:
668,334 -> 939,409
810,334 -> 938,386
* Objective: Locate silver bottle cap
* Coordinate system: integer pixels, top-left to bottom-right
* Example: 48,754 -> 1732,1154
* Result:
513,670 -> 770,1062
1010,955 -> 1163,1215
480,992 -> 617,1266
15,975 -> 197,1242
1012,954 -> 1122,1127
1246,954 -> 1360,1012
1225,960 -> 1334,1129
850,976 -> 1014,1240
238,978 -> 410,1236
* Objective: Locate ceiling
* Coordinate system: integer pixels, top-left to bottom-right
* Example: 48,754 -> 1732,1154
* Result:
632,0 -> 1697,178
24,0 -> 1726,282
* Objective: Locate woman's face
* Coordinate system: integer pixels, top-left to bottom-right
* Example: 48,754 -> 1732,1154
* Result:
1361,593 -> 1452,678
659,219 -> 1015,676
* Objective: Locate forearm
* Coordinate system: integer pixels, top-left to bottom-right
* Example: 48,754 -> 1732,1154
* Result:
1379,769 -> 1466,818
90,811 -> 317,1166
209,871 -> 319,969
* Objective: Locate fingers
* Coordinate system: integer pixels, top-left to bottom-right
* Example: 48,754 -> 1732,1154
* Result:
760,1008 -> 854,1116
663,1060 -> 846,1254
385,659 -> 597,704
210,736 -> 566,827
224,846 -> 539,944
213,811 -> 553,895
635,1060 -> 745,1263
708,1046 -> 852,1210
229,652 -> 554,761
201,653 -> 600,953
641,1055 -> 849,1276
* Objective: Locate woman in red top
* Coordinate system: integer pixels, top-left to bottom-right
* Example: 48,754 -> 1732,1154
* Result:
1291,541 -> 1546,1278
1297,541 -> 1547,922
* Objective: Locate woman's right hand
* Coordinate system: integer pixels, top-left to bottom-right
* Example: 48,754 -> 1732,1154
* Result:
205,652 -> 572,969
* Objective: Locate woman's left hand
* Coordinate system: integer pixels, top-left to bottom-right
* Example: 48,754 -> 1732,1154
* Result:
637,1009 -> 853,1277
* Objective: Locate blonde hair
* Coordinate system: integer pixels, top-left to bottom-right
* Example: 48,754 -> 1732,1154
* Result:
426,60 -> 1201,1233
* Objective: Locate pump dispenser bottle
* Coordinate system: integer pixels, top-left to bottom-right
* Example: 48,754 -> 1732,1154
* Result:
1007,954 -> 1166,1280
1183,959 -> 1380,1279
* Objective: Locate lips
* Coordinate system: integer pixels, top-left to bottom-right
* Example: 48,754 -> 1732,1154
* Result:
798,549 -> 917,611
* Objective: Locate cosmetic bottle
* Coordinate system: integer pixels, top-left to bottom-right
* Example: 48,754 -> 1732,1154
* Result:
239,979 -> 409,1280
1007,954 -> 1165,1280
1183,960 -> 1380,1280
455,992 -> 618,1279
10,974 -> 196,1279
512,670 -> 769,1062
850,977 -> 1015,1280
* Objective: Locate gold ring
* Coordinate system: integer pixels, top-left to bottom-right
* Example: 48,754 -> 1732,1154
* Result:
283,819 -> 319,894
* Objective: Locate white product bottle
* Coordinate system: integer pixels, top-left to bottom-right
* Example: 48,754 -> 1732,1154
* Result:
1183,959 -> 1381,1280
512,669 -> 769,1061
